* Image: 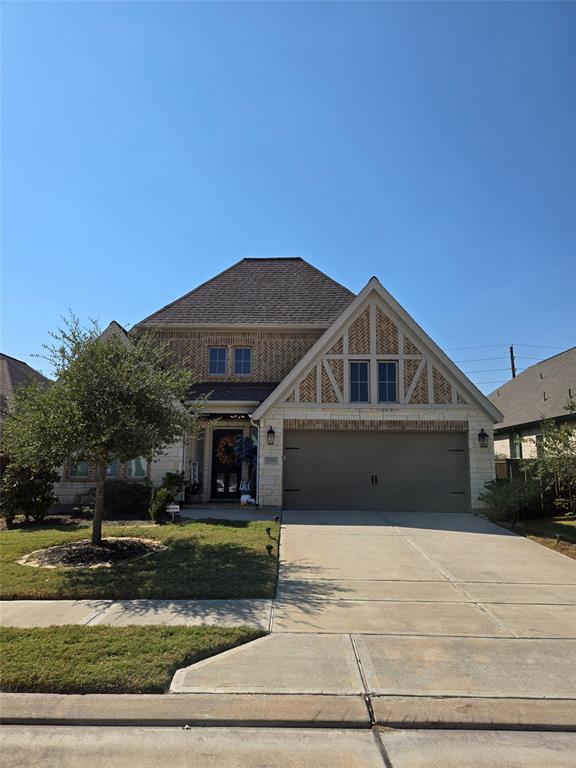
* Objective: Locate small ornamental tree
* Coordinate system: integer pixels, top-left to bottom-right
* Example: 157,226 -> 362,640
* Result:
3,316 -> 204,545
526,401 -> 576,514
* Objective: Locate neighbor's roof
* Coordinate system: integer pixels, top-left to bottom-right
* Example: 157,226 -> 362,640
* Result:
135,258 -> 355,327
488,347 -> 576,431
0,353 -> 51,420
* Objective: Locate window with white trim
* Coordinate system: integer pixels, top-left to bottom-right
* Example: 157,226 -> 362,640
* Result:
234,347 -> 251,375
208,347 -> 227,375
127,457 -> 147,478
70,459 -> 89,477
378,361 -> 398,403
350,361 -> 369,403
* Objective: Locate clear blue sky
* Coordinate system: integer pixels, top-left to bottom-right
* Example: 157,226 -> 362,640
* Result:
2,1 -> 574,392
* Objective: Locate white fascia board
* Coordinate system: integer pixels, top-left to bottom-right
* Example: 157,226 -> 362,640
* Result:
253,277 -> 503,423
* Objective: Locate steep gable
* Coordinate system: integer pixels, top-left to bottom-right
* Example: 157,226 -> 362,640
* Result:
135,258 -> 354,328
253,278 -> 502,421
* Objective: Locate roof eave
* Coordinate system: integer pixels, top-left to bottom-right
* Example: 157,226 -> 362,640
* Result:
253,277 -> 504,423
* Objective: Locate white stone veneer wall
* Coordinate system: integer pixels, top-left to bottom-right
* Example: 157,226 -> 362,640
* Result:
257,406 -> 496,511
149,439 -> 186,486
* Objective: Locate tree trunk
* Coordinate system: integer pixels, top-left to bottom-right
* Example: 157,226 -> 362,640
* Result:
92,456 -> 107,546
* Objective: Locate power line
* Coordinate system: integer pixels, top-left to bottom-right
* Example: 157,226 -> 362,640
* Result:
514,344 -> 567,349
446,343 -> 566,352
464,368 -> 522,374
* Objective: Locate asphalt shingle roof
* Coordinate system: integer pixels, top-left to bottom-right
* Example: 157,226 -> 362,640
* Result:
488,347 -> 576,431
188,382 -> 279,403
0,354 -> 50,420
135,258 -> 355,327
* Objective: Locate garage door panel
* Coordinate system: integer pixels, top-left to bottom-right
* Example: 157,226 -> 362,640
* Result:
284,431 -> 469,512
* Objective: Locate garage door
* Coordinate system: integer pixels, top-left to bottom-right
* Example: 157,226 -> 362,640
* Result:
283,430 -> 469,512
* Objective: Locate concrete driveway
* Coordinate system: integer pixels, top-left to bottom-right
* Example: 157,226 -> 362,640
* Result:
173,510 -> 576,703
273,510 -> 576,635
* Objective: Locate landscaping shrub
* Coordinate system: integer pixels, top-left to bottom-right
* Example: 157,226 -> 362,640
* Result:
73,480 -> 152,520
0,464 -> 59,526
161,471 -> 186,501
479,478 -> 540,523
149,487 -> 172,523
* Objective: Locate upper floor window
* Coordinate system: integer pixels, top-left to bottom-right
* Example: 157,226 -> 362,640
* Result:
234,347 -> 251,375
350,361 -> 369,402
378,361 -> 398,403
208,347 -> 227,375
127,457 -> 147,478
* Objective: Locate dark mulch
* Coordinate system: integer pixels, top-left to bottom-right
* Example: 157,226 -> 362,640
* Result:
19,537 -> 165,569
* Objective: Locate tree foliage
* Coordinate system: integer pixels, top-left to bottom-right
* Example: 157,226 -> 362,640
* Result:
0,464 -> 60,527
3,315 -> 204,543
526,401 -> 576,514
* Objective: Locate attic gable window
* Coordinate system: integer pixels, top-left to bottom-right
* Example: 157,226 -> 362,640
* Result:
208,347 -> 227,375
234,347 -> 251,375
378,361 -> 398,403
350,361 -> 369,403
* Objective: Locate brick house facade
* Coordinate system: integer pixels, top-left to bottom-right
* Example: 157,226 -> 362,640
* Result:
56,258 -> 502,511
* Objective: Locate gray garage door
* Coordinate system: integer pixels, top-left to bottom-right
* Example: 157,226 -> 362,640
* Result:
283,430 -> 469,512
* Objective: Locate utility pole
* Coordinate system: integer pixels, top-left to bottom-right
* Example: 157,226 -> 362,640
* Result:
509,345 -> 516,378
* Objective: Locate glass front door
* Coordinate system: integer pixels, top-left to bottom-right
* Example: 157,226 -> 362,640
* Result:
211,429 -> 243,500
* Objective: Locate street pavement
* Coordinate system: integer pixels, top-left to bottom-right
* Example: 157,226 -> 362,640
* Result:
1,726 -> 575,767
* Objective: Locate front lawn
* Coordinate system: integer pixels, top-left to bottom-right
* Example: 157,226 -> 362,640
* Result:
510,517 -> 576,560
0,625 -> 263,693
0,519 -> 278,599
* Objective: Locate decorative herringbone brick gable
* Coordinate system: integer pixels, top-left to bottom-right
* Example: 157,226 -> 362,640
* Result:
284,297 -> 469,407
348,307 -> 370,354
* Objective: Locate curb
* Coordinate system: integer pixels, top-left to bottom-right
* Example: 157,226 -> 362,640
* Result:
0,692 -> 372,729
2,693 -> 576,732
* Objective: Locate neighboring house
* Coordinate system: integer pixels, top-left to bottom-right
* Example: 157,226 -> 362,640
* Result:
488,347 -> 576,460
0,353 -> 50,421
0,353 -> 51,472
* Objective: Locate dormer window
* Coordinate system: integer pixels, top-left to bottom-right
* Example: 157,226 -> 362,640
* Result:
234,347 -> 251,375
208,347 -> 227,375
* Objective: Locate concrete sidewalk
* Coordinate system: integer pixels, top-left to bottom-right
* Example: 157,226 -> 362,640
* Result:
0,599 -> 272,629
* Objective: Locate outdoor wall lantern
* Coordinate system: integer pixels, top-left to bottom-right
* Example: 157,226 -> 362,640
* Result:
267,426 -> 276,446
478,429 -> 489,448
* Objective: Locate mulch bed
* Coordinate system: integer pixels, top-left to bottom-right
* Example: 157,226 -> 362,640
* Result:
18,537 -> 166,569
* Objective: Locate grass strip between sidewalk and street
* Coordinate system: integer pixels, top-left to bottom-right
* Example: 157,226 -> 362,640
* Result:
0,625 -> 264,694
0,519 -> 279,599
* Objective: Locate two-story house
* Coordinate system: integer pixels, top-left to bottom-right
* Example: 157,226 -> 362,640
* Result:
57,257 -> 502,512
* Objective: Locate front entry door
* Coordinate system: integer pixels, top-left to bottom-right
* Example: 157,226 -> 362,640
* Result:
211,429 -> 243,500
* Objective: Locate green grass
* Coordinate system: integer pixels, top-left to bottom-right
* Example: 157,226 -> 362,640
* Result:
508,517 -> 576,560
0,519 -> 279,599
0,625 -> 264,694
517,517 -> 576,542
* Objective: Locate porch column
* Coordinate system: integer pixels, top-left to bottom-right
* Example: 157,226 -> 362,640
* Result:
257,415 -> 284,509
